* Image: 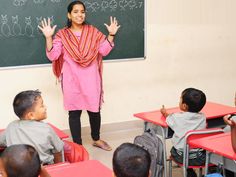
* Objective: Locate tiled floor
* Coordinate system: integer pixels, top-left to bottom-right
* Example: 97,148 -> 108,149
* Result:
67,124 -> 184,177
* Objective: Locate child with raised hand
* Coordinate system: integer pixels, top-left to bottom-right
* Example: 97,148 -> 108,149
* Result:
0,144 -> 51,177
0,90 -> 64,165
161,88 -> 207,177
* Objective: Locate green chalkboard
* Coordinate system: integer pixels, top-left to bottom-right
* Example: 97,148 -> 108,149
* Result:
0,0 -> 145,68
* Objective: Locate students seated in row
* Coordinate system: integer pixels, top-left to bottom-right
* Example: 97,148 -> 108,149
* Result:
161,88 -> 206,177
0,144 -> 51,177
112,142 -> 151,177
0,90 -> 64,165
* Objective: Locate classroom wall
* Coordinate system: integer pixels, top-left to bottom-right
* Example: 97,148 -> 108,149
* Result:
0,0 -> 235,130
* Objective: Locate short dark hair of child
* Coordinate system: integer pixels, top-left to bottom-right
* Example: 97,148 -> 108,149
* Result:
182,88 -> 206,112
1,144 -> 41,177
13,90 -> 41,119
112,143 -> 151,177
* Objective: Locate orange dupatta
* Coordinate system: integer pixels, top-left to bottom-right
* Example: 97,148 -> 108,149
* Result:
52,25 -> 106,78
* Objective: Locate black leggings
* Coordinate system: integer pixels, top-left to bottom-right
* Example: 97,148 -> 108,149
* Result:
68,110 -> 101,145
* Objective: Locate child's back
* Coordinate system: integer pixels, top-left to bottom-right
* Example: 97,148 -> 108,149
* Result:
1,119 -> 63,164
166,111 -> 206,150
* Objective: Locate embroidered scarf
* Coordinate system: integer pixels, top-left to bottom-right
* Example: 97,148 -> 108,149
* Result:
52,25 -> 106,78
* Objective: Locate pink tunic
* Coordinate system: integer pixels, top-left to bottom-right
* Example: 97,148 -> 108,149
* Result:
46,31 -> 114,112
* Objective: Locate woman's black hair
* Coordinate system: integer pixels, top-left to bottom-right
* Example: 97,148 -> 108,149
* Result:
66,1 -> 86,27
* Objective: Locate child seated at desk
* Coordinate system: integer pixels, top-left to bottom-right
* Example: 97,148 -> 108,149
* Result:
0,144 -> 50,177
0,90 -> 64,165
161,88 -> 206,177
112,142 -> 151,177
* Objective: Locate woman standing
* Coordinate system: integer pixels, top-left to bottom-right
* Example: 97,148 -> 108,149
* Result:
38,0 -> 120,151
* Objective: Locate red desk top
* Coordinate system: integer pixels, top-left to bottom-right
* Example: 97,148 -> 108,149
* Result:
45,160 -> 112,177
189,132 -> 236,160
134,102 -> 236,127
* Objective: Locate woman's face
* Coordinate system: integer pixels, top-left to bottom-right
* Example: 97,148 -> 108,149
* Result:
68,4 -> 86,26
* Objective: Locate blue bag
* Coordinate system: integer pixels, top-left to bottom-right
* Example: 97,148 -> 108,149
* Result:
205,173 -> 223,177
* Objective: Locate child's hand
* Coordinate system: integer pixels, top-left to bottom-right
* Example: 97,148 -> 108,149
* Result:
223,114 -> 236,127
160,105 -> 168,117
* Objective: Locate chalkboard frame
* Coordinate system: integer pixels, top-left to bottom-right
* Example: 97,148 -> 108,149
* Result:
0,0 -> 146,70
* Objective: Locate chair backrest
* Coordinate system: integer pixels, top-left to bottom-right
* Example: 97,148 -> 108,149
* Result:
182,128 -> 224,177
185,128 -> 224,149
63,140 -> 89,163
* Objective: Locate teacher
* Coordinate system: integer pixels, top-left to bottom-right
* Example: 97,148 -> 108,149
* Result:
38,0 -> 120,151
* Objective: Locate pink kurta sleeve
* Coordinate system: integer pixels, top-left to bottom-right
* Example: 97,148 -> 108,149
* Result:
46,35 -> 63,62
99,39 -> 114,57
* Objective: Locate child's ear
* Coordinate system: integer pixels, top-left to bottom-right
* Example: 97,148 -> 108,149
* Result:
182,103 -> 188,111
25,111 -> 34,120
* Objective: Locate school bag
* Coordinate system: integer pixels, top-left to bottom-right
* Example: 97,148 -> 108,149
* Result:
134,128 -> 164,177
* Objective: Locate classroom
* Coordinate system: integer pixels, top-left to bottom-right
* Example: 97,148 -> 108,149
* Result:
0,0 -> 235,176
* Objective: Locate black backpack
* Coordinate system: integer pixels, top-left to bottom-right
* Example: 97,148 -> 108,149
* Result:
134,129 -> 164,177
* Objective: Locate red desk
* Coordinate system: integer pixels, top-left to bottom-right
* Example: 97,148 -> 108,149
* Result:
189,133 -> 236,174
134,102 -> 236,128
45,160 -> 113,177
134,102 -> 236,177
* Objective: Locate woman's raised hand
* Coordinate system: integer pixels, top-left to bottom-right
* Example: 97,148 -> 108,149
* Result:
104,16 -> 121,36
38,18 -> 57,38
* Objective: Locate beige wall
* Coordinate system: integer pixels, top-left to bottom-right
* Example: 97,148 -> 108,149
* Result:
0,0 -> 235,130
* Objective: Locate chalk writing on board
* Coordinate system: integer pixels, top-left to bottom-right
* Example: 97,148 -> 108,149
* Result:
0,0 -> 143,38
12,0 -> 61,6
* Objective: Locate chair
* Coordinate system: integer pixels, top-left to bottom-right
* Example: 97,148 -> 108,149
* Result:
63,140 -> 89,163
168,128 -> 224,177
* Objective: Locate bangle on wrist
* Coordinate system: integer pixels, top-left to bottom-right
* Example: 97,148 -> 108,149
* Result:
109,33 -> 115,36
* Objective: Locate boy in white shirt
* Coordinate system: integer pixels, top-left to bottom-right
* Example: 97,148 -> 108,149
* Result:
161,88 -> 206,177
